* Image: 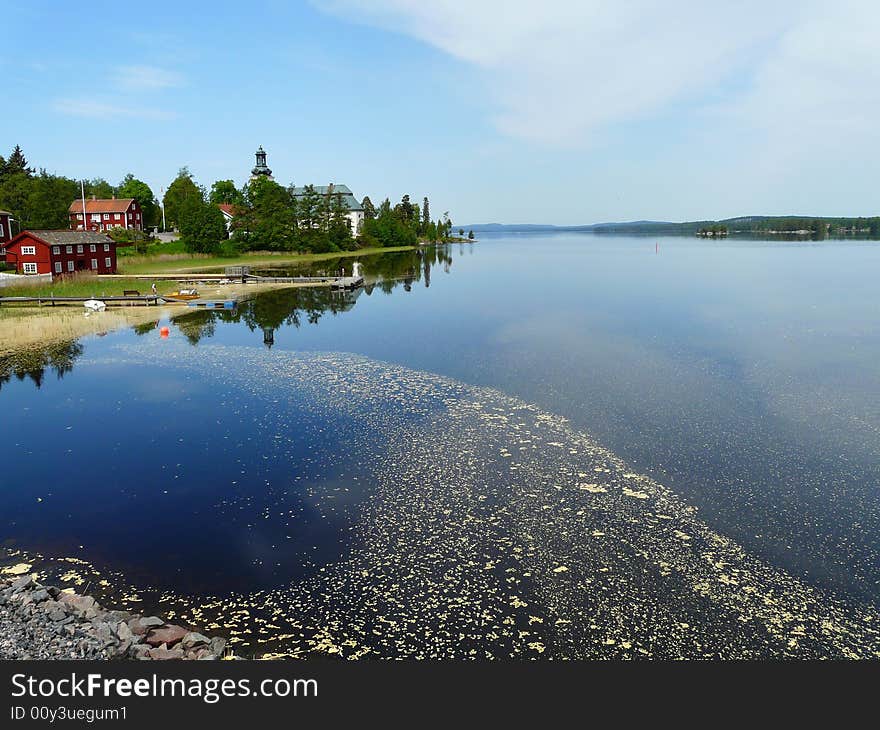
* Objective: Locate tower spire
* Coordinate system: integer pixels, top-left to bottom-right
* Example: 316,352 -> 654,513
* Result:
251,145 -> 274,180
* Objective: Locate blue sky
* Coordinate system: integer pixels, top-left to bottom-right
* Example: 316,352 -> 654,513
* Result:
2,1 -> 878,225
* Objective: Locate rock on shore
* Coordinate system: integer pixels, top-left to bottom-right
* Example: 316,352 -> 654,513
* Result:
0,575 -> 227,660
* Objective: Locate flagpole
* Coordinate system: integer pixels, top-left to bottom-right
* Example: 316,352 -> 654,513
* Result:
80,180 -> 87,231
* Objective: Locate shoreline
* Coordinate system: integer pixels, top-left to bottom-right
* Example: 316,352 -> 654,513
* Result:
117,239 -> 472,276
0,281 -> 321,356
0,573 -> 227,660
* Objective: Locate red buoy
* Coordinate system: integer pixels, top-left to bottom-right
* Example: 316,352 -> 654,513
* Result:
160,326 -> 170,339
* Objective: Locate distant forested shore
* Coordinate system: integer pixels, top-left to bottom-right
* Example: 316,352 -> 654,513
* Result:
466,216 -> 880,239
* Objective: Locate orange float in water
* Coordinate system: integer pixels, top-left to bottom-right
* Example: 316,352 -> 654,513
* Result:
160,327 -> 170,339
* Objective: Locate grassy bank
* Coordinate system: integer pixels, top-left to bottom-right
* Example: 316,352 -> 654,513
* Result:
118,245 -> 422,275
0,275 -> 182,299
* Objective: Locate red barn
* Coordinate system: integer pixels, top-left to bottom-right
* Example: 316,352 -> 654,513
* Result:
69,196 -> 143,232
0,209 -> 13,256
4,230 -> 119,276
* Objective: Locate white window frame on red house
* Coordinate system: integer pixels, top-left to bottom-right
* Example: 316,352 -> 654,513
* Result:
21,245 -> 36,256
91,259 -> 98,269
104,257 -> 112,268
66,245 -> 73,253
76,245 -> 83,253
0,223 -> 4,237
54,262 -> 62,274
90,244 -> 96,252
103,213 -> 110,220
23,263 -> 38,274
104,244 -> 110,252
67,261 -> 74,272
53,246 -> 60,255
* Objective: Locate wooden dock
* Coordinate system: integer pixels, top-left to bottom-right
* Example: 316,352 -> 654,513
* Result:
98,273 -> 365,289
0,295 -> 164,307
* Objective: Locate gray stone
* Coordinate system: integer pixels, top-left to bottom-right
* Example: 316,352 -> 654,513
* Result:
209,637 -> 227,657
48,608 -> 67,623
116,621 -> 133,642
181,632 -> 210,648
11,576 -> 34,593
138,616 -> 164,629
147,645 -> 185,660
30,589 -> 50,603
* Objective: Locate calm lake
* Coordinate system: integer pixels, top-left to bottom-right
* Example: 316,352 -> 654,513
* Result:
2,233 -> 879,658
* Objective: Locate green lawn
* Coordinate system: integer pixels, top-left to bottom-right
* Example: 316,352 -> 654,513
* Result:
118,245 -> 422,274
0,275 -> 181,299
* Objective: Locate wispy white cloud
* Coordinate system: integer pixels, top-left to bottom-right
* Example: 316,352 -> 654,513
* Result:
52,63 -> 182,121
315,0 -> 880,159
113,64 -> 184,90
52,99 -> 176,120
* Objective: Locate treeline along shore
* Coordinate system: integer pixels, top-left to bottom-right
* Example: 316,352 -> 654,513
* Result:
0,144 -> 474,274
466,215 -> 880,239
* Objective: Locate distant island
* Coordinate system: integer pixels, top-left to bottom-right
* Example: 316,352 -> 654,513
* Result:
464,215 -> 880,239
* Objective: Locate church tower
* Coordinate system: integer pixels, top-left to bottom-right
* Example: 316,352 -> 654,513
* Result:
250,145 -> 274,181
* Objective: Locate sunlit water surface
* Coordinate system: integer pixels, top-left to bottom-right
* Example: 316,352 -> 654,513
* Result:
2,234 -> 879,658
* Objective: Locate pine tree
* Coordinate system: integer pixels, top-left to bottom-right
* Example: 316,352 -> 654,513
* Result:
362,196 -> 376,220
3,145 -> 33,177
421,197 -> 430,235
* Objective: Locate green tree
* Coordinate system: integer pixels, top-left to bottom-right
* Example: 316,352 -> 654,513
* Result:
178,197 -> 227,254
362,195 -> 376,220
1,145 -> 33,178
28,170 -> 79,228
364,198 -> 418,248
117,173 -> 159,228
209,179 -> 244,205
234,177 -> 297,251
163,168 -> 203,228
84,178 -> 115,199
421,197 -> 430,235
328,191 -> 354,250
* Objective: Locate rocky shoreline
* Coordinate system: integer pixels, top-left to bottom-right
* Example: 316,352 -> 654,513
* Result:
0,575 -> 227,660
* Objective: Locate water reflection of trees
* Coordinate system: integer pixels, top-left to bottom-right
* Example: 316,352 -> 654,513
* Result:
175,244 -> 457,346
254,244 -> 454,292
0,340 -> 84,390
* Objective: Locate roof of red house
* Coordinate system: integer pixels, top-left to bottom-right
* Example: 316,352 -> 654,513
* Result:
68,198 -> 136,214
217,203 -> 239,217
0,210 -> 12,216
11,230 -> 115,246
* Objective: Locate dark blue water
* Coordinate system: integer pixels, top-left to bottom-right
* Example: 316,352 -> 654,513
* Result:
2,235 -> 879,604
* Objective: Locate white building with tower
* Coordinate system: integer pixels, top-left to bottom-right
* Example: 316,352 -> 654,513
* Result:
248,146 -> 365,236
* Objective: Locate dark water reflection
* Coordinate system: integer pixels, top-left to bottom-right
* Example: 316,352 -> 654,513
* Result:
2,236 -> 880,608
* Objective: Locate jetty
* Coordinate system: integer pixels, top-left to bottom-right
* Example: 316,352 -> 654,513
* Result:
0,294 -> 163,307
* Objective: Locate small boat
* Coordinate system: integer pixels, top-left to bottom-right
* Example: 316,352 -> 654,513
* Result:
83,299 -> 106,312
162,289 -> 200,301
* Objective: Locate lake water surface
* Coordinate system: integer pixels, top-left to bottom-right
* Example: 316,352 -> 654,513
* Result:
2,234 -> 879,658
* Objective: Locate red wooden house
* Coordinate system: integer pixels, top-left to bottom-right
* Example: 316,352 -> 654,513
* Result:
0,209 -> 13,256
3,230 -> 119,276
69,196 -> 143,232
